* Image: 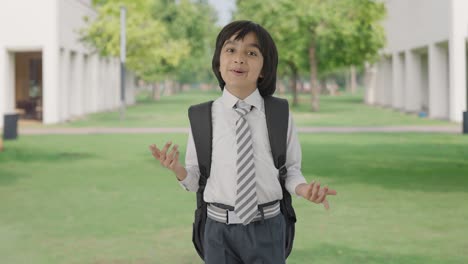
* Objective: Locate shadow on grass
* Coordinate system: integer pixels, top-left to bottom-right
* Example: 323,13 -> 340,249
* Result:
301,141 -> 468,193
0,146 -> 96,164
291,243 -> 460,264
0,145 -> 96,185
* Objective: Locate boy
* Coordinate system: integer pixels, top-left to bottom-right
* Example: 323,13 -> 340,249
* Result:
149,20 -> 337,264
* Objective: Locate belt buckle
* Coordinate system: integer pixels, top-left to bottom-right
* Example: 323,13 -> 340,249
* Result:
227,210 -> 242,225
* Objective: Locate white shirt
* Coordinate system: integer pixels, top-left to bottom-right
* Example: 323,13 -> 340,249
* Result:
180,88 -> 307,206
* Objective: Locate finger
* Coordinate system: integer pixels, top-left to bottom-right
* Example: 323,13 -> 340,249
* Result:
327,189 -> 337,196
169,151 -> 180,169
316,186 -> 328,203
311,181 -> 321,202
305,181 -> 314,200
164,145 -> 178,167
323,198 -> 330,210
149,144 -> 161,159
160,141 -> 172,160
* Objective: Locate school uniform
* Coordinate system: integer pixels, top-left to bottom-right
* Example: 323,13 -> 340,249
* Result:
180,88 -> 306,263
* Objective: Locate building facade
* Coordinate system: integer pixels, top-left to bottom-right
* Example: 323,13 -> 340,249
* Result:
365,0 -> 468,122
0,0 -> 136,126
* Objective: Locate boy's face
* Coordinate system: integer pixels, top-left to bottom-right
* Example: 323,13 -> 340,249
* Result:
219,32 -> 264,91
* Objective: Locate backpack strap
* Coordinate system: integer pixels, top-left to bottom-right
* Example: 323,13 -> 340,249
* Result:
264,95 -> 297,258
188,100 -> 213,260
188,101 -> 214,201
264,96 -> 289,176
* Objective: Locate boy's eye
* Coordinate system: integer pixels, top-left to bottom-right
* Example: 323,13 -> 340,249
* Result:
226,48 -> 234,53
248,51 -> 257,56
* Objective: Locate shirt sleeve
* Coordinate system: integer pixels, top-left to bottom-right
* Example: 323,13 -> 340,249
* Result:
285,114 -> 307,196
178,128 -> 200,192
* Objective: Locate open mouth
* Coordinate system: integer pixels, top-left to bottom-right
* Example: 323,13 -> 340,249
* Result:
230,69 -> 246,74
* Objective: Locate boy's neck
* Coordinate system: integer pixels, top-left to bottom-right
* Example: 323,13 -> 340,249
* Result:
225,85 -> 256,100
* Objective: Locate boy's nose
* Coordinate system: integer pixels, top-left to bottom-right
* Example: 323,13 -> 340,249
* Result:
234,55 -> 245,64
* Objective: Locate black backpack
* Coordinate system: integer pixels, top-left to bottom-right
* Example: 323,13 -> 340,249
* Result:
188,95 -> 297,261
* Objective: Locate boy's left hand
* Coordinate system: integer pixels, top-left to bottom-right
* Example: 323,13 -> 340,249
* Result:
296,182 -> 337,210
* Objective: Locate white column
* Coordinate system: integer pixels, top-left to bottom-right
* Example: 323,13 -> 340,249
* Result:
375,60 -> 384,105
364,63 -> 377,105
0,48 -> 6,127
99,58 -> 109,111
59,48 -> 70,121
392,52 -> 405,109
82,55 -> 89,114
448,0 -> 468,122
383,57 -> 393,107
99,57 -> 105,111
68,52 -> 77,117
107,59 -> 114,110
0,49 -> 15,127
420,53 -> 429,113
89,54 -> 99,113
100,57 -> 106,111
75,53 -> 84,116
113,58 -> 119,108
114,59 -> 119,108
405,50 -> 421,112
43,45 -> 60,124
429,43 -> 449,119
42,0 -> 60,124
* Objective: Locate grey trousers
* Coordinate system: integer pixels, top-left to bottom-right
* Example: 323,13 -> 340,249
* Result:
203,213 -> 286,264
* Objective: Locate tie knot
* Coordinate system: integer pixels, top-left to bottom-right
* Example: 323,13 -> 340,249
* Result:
234,101 -> 252,117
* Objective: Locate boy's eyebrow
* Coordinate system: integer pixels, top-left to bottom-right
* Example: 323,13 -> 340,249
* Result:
223,40 -> 261,50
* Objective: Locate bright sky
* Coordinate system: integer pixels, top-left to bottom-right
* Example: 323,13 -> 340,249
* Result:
207,0 -> 236,26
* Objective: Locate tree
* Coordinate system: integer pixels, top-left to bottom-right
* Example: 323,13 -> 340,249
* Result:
83,0 -> 219,98
235,0 -> 386,111
153,0 -> 218,89
235,0 -> 308,106
81,0 -> 189,98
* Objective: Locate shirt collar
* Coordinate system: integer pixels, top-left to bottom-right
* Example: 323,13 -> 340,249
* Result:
221,88 -> 264,113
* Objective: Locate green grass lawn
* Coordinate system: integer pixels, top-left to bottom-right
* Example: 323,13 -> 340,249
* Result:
28,89 -> 456,128
1,133 -> 467,263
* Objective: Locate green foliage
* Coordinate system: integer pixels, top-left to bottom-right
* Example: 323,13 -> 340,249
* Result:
314,0 -> 387,73
235,0 -> 386,76
81,0 -> 218,83
153,0 -> 219,83
235,0 -> 308,77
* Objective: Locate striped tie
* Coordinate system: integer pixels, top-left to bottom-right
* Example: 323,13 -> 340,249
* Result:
233,100 -> 257,225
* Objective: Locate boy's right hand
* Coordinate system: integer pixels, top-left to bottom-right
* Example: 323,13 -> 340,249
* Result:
149,141 -> 182,173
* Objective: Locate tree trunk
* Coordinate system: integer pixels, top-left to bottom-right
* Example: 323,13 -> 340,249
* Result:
351,65 -> 357,94
309,41 -> 319,111
176,82 -> 182,93
152,83 -> 160,101
346,69 -> 351,93
288,62 -> 299,107
164,79 -> 173,96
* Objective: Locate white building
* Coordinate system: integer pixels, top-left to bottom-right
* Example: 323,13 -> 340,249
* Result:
0,0 -> 136,127
365,0 -> 468,122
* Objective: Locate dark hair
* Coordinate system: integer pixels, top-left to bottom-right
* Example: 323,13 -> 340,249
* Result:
212,20 -> 278,97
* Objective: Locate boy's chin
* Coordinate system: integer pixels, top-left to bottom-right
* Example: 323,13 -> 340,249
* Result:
225,82 -> 257,90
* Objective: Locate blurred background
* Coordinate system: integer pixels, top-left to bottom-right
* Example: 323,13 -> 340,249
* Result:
0,0 -> 467,263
